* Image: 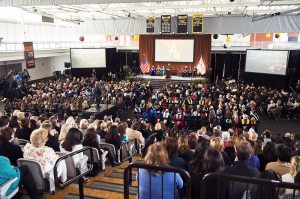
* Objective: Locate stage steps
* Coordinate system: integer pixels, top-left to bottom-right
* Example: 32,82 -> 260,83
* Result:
143,78 -> 194,90
45,157 -> 142,199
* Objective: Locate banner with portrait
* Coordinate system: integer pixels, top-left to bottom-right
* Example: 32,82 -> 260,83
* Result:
23,42 -> 35,69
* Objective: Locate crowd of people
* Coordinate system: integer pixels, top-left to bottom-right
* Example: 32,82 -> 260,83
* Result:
133,80 -> 299,131
0,74 -> 299,199
138,126 -> 300,199
4,77 -> 152,116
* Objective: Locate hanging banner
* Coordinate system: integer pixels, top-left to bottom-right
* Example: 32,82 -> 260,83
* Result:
192,13 -> 204,33
177,15 -> 188,33
23,42 -> 35,69
146,17 -> 155,33
161,15 -> 171,33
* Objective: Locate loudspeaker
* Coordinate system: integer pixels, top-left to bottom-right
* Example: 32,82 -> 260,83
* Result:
64,62 -> 71,68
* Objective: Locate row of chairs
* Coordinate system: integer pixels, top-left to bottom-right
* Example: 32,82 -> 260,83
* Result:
0,139 -> 140,198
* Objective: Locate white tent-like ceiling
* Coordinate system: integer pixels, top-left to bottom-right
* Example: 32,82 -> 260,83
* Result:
1,0 -> 300,23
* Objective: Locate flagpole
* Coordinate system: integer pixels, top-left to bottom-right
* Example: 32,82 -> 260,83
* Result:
222,63 -> 226,79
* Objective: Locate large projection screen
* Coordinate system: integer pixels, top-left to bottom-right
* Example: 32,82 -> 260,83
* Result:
71,48 -> 106,68
155,39 -> 194,62
245,50 -> 289,75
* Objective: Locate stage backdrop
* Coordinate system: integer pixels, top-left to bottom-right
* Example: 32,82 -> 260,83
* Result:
139,34 -> 211,75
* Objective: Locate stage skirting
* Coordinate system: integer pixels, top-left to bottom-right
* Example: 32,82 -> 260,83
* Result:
138,75 -> 206,81
82,104 -> 117,119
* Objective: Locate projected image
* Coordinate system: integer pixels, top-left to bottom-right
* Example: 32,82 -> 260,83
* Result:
71,49 -> 106,68
155,39 -> 194,62
245,50 -> 288,75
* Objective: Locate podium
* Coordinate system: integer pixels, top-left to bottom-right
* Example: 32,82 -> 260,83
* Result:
166,68 -> 171,79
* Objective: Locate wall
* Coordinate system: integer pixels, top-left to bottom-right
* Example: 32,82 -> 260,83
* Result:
0,55 -> 70,80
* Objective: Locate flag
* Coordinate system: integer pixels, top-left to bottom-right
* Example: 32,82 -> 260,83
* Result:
196,56 -> 206,75
140,56 -> 149,74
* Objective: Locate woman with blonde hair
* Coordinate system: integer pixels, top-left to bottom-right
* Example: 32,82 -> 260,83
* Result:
136,143 -> 183,199
58,123 -> 70,142
210,137 -> 232,166
282,156 -> 300,195
23,128 -> 67,182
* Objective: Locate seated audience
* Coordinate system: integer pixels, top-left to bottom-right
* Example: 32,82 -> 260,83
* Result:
210,137 -> 232,166
223,140 -> 260,198
41,120 -> 60,152
82,128 -> 118,167
265,144 -> 292,176
105,125 -> 122,150
282,155 -> 300,195
15,118 -> 32,141
60,128 -> 87,171
164,137 -> 186,169
0,127 -> 23,166
191,148 -> 225,199
177,136 -> 194,168
136,143 -> 183,199
0,156 -> 38,199
24,128 -> 67,182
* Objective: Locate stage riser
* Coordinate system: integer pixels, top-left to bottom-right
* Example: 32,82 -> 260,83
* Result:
143,79 -> 194,89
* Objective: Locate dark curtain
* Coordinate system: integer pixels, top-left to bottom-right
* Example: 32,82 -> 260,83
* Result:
211,52 -> 245,82
139,34 -> 211,75
244,73 -> 288,89
287,50 -> 300,89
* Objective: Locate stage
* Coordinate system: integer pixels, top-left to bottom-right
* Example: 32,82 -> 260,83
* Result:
82,104 -> 117,119
137,75 -> 206,81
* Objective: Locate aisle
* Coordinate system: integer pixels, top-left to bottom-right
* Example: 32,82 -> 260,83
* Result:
45,157 -> 142,199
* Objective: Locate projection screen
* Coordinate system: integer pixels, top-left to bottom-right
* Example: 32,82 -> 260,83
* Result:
155,39 -> 194,62
71,48 -> 106,68
245,50 -> 289,75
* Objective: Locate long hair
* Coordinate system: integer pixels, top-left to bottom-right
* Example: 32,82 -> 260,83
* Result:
145,143 -> 169,167
202,148 -> 225,174
189,140 -> 210,175
61,128 -> 82,152
83,128 -> 98,146
105,125 -> 119,141
163,137 -> 179,159
263,142 -> 277,162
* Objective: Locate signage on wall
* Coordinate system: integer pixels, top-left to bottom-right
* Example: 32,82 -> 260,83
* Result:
161,15 -> 171,33
146,17 -> 155,33
192,13 -> 204,33
177,15 -> 188,33
23,42 -> 35,69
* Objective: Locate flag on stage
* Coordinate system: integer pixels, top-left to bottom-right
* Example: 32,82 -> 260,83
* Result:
196,56 -> 206,75
140,56 -> 149,74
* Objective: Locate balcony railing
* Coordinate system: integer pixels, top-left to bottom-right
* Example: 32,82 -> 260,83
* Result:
0,40 -> 299,52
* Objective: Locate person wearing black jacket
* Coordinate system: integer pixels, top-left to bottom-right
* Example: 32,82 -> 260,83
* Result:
82,128 -> 118,167
42,120 -> 60,151
0,127 -> 23,166
15,118 -> 32,141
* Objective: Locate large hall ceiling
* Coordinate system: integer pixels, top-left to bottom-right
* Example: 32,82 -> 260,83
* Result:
1,0 -> 300,22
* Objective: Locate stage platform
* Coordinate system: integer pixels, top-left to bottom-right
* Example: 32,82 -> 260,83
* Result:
138,75 -> 205,81
82,104 -> 117,119
137,75 -> 207,89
